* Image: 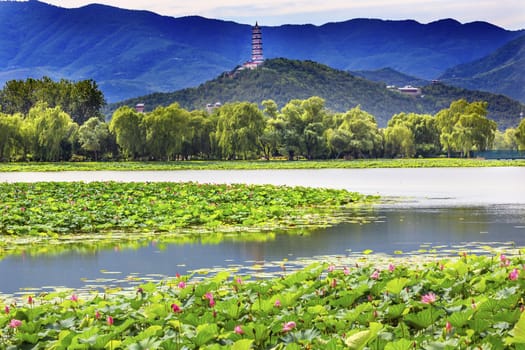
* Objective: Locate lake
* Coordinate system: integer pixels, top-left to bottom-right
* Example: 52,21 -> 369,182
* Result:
1,167 -> 524,296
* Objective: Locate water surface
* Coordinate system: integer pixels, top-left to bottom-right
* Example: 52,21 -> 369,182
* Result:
1,168 -> 524,295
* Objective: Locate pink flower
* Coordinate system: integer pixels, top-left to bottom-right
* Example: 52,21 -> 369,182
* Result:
9,319 -> 22,328
234,325 -> 244,334
370,270 -> 380,280
204,292 -> 215,307
107,316 -> 114,326
510,268 -> 520,281
331,278 -> 337,288
282,321 -> 296,332
236,277 -> 243,285
445,321 -> 452,333
327,265 -> 335,273
343,267 -> 350,275
176,273 -> 181,278
421,292 -> 437,304
27,296 -> 33,305
171,303 -> 182,313
95,311 -> 101,319
274,299 -> 281,307
70,294 -> 78,302
4,305 -> 9,314
500,254 -> 507,262
388,264 -> 395,272
178,281 -> 186,289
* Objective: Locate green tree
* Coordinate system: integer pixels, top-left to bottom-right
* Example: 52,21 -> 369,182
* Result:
25,103 -> 78,161
389,112 -> 440,156
0,112 -> 23,161
144,103 -> 191,161
182,110 -> 217,160
215,102 -> 265,159
384,124 -> 415,158
279,96 -> 328,160
435,99 -> 496,157
516,119 -> 525,151
327,106 -> 382,159
0,77 -> 105,125
77,117 -> 111,160
109,106 -> 146,160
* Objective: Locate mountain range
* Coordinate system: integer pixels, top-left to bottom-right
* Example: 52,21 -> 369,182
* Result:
0,1 -> 523,103
109,58 -> 524,129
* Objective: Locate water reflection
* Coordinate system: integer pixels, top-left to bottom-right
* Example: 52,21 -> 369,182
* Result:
1,205 -> 524,295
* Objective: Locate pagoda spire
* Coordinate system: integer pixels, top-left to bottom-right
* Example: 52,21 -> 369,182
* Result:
251,22 -> 263,64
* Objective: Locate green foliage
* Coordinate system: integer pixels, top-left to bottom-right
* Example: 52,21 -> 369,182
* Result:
108,58 -> 524,129
0,77 -> 105,124
0,181 -> 374,239
2,253 -> 524,348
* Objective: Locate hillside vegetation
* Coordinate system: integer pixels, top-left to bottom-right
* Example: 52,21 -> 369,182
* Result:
440,34 -> 525,102
109,58 -> 525,129
0,1 -> 523,101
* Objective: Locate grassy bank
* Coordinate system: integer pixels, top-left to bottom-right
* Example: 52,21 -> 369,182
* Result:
1,252 -> 524,349
0,158 -> 524,172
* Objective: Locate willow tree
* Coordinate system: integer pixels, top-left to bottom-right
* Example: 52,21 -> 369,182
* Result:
326,105 -> 383,159
215,102 -> 265,160
435,100 -> 496,157
0,112 -> 23,161
389,112 -> 440,157
516,118 -> 525,151
25,103 -> 78,161
109,106 -> 146,160
144,103 -> 190,160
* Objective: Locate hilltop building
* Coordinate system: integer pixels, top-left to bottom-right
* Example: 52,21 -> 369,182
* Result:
242,22 -> 264,69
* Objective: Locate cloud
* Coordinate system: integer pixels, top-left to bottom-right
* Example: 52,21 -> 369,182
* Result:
41,0 -> 525,29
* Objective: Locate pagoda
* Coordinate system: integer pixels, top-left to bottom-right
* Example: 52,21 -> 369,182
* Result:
242,22 -> 264,69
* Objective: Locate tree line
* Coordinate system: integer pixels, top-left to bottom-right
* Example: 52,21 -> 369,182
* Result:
1,80 -> 525,161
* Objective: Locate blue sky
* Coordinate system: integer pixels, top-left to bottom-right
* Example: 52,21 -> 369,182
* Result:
41,0 -> 524,30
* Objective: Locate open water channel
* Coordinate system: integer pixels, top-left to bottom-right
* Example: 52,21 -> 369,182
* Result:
1,167 -> 524,296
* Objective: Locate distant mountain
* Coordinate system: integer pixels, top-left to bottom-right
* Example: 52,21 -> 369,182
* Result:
108,58 -> 524,129
440,35 -> 525,103
0,1 -> 523,102
351,68 -> 429,88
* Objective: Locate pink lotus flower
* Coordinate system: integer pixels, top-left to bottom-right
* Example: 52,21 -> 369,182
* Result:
421,292 -> 437,304
234,325 -> 244,334
204,292 -> 215,307
510,268 -> 520,280
178,281 -> 186,289
70,294 -> 78,302
236,277 -> 243,284
95,311 -> 101,319
107,316 -> 114,326
282,321 -> 296,332
331,278 -> 337,288
343,267 -> 350,275
4,305 -> 9,314
370,270 -> 380,280
445,321 -> 452,333
27,295 -> 33,305
274,299 -> 281,307
388,264 -> 395,272
9,319 -> 22,328
327,265 -> 335,272
500,254 -> 507,262
171,303 -> 182,313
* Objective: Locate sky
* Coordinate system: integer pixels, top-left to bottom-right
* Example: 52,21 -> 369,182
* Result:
39,0 -> 524,30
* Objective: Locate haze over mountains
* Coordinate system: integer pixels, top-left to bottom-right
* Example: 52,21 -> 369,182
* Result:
0,0 -> 523,103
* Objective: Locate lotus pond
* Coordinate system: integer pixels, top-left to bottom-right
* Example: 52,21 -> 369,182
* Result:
1,175 -> 525,348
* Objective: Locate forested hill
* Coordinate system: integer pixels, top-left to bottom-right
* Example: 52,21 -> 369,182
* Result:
0,1 -> 523,102
440,34 -> 525,103
108,58 -> 525,129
